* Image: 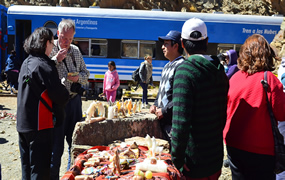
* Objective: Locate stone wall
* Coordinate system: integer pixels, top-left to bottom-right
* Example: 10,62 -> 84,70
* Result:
270,19 -> 285,74
71,112 -> 165,163
271,20 -> 285,58
72,113 -> 163,147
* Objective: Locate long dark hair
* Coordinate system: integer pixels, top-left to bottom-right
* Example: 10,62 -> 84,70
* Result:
23,27 -> 54,55
108,61 -> 116,69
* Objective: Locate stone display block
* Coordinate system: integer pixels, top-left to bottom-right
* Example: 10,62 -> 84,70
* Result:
71,111 -> 164,163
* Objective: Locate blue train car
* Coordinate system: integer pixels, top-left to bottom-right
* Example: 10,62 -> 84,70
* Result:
0,5 -> 7,72
7,5 -> 283,97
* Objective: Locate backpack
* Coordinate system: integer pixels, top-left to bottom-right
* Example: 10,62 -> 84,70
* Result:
132,67 -> 140,82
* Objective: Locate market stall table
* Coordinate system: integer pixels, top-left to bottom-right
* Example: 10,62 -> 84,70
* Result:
61,144 -> 182,180
71,110 -> 165,165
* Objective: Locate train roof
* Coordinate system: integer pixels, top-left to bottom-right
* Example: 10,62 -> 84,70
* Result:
8,5 -> 284,26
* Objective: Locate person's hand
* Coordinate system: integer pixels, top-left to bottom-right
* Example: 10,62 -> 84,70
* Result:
155,108 -> 163,119
99,93 -> 106,100
99,93 -> 106,97
56,48 -> 68,62
149,105 -> 156,114
67,75 -> 79,83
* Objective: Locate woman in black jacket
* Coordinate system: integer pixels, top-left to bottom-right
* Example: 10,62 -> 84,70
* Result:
17,27 -> 69,180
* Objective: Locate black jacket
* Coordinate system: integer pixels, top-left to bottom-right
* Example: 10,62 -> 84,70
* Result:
17,54 -> 69,133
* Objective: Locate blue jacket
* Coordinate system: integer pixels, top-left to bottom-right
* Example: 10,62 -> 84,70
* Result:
5,54 -> 21,72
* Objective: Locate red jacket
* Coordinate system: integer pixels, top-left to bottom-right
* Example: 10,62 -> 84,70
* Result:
223,71 -> 285,155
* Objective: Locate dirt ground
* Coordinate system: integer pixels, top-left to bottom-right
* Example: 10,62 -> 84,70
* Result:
0,95 -> 70,180
0,92 -> 231,180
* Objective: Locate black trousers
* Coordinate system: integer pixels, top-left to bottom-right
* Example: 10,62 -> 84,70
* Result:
227,146 -> 275,180
6,70 -> 19,90
50,94 -> 82,180
18,129 -> 53,180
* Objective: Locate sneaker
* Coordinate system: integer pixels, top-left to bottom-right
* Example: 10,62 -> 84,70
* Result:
11,87 -> 18,94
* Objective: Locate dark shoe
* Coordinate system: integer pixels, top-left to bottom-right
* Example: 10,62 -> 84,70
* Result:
223,159 -> 230,168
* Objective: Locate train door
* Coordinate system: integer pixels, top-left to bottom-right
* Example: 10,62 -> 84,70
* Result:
0,5 -> 7,71
15,20 -> 31,64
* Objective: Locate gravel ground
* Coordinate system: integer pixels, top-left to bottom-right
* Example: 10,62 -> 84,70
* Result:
0,95 -> 71,180
0,93 -> 232,180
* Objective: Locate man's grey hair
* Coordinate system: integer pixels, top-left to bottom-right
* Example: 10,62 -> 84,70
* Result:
58,19 -> 75,34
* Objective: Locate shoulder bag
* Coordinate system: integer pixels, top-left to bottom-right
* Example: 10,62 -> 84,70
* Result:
261,71 -> 285,174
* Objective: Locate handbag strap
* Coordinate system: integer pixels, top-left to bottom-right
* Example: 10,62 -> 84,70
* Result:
261,71 -> 279,134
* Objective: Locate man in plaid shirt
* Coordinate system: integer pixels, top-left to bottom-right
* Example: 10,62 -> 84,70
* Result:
49,19 -> 90,180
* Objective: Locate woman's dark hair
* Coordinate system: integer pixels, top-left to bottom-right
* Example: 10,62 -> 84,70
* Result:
182,31 -> 208,55
23,27 -> 54,55
238,34 -> 278,74
108,61 -> 116,69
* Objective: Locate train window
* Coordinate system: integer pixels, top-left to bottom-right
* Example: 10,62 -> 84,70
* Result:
140,41 -> 155,58
91,39 -> 107,57
43,21 -> 57,36
121,40 -> 155,59
73,38 -> 107,57
121,40 -> 138,58
217,44 -> 241,55
73,38 -> 89,56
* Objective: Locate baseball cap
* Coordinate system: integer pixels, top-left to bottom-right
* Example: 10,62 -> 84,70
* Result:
181,18 -> 207,41
158,30 -> 181,44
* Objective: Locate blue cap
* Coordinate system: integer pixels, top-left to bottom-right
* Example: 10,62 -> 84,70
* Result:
158,30 -> 181,44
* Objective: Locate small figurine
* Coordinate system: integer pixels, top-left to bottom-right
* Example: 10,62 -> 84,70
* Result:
138,100 -> 142,112
112,149 -> 121,175
127,99 -> 132,115
151,136 -> 157,157
104,104 -> 109,119
116,101 -> 121,111
114,106 -> 118,118
86,101 -> 97,121
118,107 -> 126,118
133,100 -> 137,113
124,99 -> 128,110
108,106 -> 114,119
145,134 -> 152,157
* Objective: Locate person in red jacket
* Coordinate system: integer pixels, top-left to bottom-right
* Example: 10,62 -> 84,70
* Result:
223,34 -> 285,180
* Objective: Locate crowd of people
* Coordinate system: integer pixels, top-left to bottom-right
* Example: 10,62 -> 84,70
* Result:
151,18 -> 285,180
0,13 -> 284,180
